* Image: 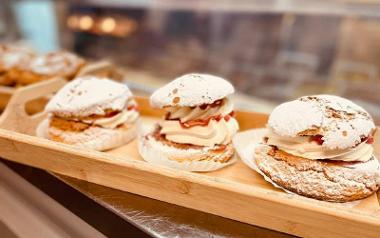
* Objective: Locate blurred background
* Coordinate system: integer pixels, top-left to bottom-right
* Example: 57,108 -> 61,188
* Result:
2,0 -> 380,121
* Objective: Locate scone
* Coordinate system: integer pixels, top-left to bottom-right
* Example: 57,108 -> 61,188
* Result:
139,73 -> 239,171
10,51 -> 85,85
37,76 -> 139,151
0,44 -> 35,86
255,95 -> 380,202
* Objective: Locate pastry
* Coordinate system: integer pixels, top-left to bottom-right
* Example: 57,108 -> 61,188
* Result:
37,76 -> 139,151
10,51 -> 85,85
255,95 -> 380,202
139,73 -> 239,171
0,44 -> 35,86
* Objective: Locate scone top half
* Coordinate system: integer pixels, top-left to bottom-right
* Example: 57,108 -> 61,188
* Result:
150,73 -> 239,148
267,95 -> 376,162
22,51 -> 85,81
0,44 -> 36,86
45,76 -> 139,132
0,44 -> 35,72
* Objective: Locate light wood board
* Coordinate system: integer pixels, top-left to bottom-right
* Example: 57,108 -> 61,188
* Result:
0,78 -> 380,237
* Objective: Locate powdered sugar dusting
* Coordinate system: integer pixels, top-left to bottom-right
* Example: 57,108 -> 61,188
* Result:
150,73 -> 234,108
46,76 -> 133,117
29,51 -> 84,76
268,100 -> 323,137
268,95 -> 375,150
340,157 -> 380,173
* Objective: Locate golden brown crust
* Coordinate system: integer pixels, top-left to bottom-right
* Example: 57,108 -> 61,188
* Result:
49,109 -> 122,132
10,63 -> 85,85
62,109 -> 121,121
44,120 -> 137,151
50,117 -> 90,132
48,123 -> 132,144
0,46 -> 35,86
5,51 -> 86,86
297,127 -> 322,136
0,74 -> 16,86
48,133 -> 70,144
256,146 -> 380,202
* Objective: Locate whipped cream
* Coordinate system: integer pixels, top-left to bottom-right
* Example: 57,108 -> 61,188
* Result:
266,129 -> 373,162
83,108 -> 139,129
159,98 -> 239,147
29,52 -> 83,76
167,98 -> 234,122
160,118 -> 238,147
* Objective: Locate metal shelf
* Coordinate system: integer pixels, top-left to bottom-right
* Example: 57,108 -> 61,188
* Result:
80,0 -> 380,17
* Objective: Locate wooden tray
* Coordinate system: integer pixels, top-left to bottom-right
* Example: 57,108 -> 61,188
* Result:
0,78 -> 380,238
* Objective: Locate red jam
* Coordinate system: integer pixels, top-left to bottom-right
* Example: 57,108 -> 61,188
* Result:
127,104 -> 139,111
310,134 -> 375,145
224,115 -> 231,121
310,135 -> 324,145
199,99 -> 223,110
366,136 -> 374,144
212,144 -> 227,153
104,110 -> 120,118
360,134 -> 375,144
199,104 -> 208,110
165,100 -> 234,128
179,111 -> 235,129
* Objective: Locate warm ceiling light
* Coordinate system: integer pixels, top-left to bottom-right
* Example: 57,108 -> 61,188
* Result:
79,15 -> 93,30
101,17 -> 116,33
67,15 -> 78,28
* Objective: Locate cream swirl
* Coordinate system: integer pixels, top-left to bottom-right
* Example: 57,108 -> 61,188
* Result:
159,98 -> 238,147
160,117 -> 238,147
266,129 -> 373,162
167,98 -> 233,122
83,109 -> 139,129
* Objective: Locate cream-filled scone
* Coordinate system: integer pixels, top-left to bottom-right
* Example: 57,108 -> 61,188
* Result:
139,73 -> 239,171
255,95 -> 380,202
37,76 -> 139,151
0,44 -> 35,86
10,51 -> 85,85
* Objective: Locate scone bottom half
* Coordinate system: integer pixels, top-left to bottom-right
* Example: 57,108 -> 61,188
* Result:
44,101 -> 139,151
255,145 -> 380,202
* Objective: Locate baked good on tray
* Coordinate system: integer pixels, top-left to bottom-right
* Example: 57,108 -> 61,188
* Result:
254,95 -> 380,202
37,76 -> 139,151
139,73 -> 239,171
0,44 -> 35,86
9,51 -> 85,85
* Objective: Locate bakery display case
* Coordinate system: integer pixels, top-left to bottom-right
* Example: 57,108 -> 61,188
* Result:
3,1 -> 380,118
1,1 -> 380,238
58,0 -> 380,122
